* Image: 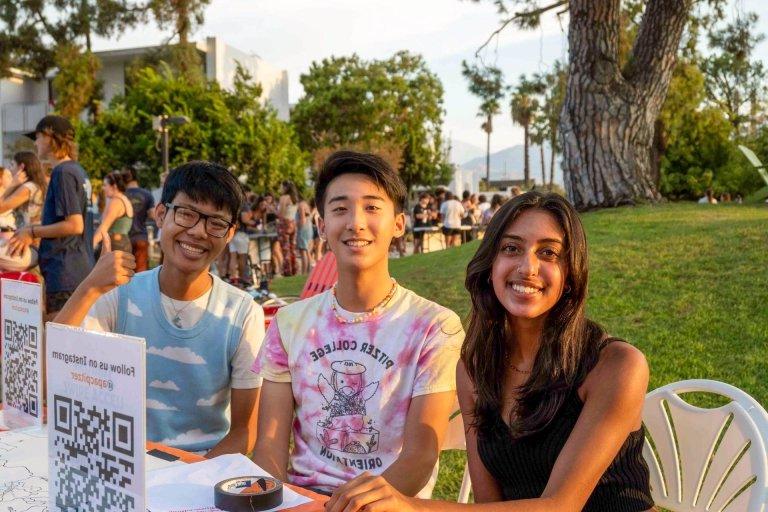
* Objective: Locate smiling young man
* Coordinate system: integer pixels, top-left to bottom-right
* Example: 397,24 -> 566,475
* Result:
252,151 -> 464,498
54,161 -> 264,457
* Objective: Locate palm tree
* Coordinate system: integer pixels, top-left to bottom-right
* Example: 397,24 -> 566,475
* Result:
510,77 -> 540,189
462,61 -> 505,187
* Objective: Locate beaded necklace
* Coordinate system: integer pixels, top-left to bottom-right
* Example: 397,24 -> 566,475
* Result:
330,279 -> 398,324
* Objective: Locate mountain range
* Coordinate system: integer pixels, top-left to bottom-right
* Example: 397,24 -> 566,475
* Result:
450,141 -> 563,186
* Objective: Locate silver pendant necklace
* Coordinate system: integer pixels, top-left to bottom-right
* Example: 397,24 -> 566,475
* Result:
168,297 -> 193,328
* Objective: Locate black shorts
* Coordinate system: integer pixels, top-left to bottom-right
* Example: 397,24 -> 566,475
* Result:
442,227 -> 461,236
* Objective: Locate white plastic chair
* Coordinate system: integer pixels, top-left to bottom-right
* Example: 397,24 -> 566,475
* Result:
737,145 -> 768,187
642,379 -> 768,512
442,397 -> 472,503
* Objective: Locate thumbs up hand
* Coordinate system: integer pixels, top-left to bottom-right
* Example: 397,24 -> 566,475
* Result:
83,242 -> 136,295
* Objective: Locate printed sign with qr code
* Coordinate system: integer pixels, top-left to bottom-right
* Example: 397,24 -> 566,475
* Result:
46,323 -> 146,511
1,278 -> 43,427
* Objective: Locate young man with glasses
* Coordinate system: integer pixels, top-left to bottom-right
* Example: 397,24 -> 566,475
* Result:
55,161 -> 264,457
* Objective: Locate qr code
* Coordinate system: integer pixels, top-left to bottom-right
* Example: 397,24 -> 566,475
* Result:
2,319 -> 40,417
52,395 -> 136,511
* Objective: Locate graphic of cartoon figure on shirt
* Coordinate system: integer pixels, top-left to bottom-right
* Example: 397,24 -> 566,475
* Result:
317,360 -> 380,454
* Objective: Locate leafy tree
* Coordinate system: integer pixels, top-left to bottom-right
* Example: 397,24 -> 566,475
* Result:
52,44 -> 103,120
700,12 -> 767,135
0,0 -> 146,77
149,0 -> 211,82
658,61 -> 762,199
292,51 -> 451,191
78,64 -> 307,192
472,0 -> 731,209
461,61 -> 505,185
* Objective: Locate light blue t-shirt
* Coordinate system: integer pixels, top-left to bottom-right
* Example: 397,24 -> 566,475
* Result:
116,267 -> 253,451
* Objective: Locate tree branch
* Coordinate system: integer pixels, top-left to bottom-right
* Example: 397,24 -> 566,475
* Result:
475,0 -> 568,58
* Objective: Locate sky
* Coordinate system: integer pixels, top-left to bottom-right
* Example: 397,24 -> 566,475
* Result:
92,0 -> 768,159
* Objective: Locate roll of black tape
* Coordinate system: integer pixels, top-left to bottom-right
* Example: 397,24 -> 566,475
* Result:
214,476 -> 284,511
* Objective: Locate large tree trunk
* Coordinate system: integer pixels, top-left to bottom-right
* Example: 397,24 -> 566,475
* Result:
560,0 -> 690,209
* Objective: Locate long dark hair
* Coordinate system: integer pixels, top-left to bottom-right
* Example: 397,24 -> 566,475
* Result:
104,171 -> 127,192
281,180 -> 299,205
462,191 -> 605,439
13,151 -> 47,199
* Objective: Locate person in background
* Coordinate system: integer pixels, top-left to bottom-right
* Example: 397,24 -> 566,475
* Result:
440,191 -> 465,247
9,115 -> 94,319
309,198 -> 324,264
0,153 -> 48,272
123,166 -> 155,272
412,192 -> 431,254
0,167 -> 17,231
461,191 -> 479,241
477,194 -> 491,216
277,180 -> 299,276
510,186 -> 523,197
0,152 -> 46,230
698,189 -> 718,204
228,193 -> 258,287
93,171 -> 134,255
482,194 -> 505,227
263,193 -> 283,277
296,195 -> 313,274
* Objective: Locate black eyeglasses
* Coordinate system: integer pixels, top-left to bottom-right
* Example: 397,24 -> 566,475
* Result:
164,203 -> 234,238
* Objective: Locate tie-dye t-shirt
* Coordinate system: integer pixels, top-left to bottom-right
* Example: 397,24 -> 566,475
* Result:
253,284 -> 464,491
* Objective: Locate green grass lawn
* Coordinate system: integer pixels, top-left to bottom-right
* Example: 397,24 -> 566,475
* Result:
271,202 -> 768,501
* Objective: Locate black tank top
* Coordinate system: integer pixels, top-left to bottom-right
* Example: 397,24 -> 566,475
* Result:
477,383 -> 654,511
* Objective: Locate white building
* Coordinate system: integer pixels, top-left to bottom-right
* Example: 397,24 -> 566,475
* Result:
0,37 -> 289,165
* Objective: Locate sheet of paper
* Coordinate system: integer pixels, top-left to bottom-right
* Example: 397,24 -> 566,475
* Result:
147,453 -> 312,512
1,278 -> 44,428
46,323 -> 147,511
0,427 -> 49,511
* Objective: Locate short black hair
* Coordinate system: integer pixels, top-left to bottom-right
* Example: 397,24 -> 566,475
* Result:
315,150 -> 406,217
161,161 -> 243,221
122,165 -> 138,183
479,194 -> 487,203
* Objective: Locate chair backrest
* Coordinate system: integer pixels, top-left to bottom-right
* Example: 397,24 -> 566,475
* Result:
642,379 -> 768,512
738,145 -> 768,186
443,396 -> 467,451
441,396 -> 472,503
300,252 -> 337,299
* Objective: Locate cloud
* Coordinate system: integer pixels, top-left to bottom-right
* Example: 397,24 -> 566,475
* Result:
196,388 -> 229,406
146,399 -> 178,411
126,299 -> 142,317
149,380 -> 180,391
157,429 -> 220,447
147,346 -> 205,365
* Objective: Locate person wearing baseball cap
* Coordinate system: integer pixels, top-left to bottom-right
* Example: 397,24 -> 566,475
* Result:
9,114 -> 95,319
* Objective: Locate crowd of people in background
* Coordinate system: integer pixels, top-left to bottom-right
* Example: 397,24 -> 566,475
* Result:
410,185 -> 522,254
